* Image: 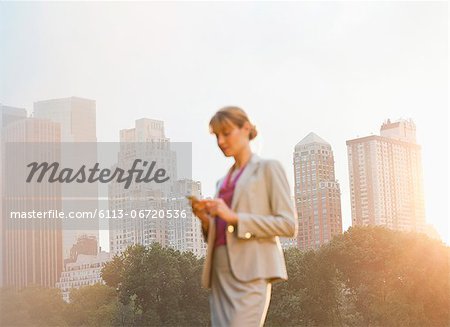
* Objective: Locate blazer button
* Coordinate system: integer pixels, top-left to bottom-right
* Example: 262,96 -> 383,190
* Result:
244,232 -> 252,239
227,225 -> 235,233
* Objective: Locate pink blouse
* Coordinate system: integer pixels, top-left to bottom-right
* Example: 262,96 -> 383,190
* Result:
214,164 -> 247,248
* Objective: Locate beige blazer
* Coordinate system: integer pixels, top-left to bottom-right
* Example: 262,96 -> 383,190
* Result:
201,152 -> 298,289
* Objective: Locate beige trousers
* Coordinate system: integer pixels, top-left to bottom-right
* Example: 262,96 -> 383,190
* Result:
209,245 -> 272,327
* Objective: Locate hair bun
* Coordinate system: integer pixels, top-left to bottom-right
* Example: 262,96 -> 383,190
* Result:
249,124 -> 258,140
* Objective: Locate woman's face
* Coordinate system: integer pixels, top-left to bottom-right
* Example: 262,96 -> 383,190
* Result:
215,122 -> 250,157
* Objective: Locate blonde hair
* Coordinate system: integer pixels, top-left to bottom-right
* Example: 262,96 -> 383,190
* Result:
209,106 -> 258,140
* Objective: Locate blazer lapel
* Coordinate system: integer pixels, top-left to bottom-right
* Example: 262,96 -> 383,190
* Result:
214,176 -> 226,197
231,153 -> 261,210
212,152 -> 261,210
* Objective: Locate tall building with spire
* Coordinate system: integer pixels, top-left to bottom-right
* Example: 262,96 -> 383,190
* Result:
346,119 -> 426,234
294,132 -> 342,250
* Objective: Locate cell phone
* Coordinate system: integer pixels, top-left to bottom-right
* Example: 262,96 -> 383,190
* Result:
186,195 -> 199,203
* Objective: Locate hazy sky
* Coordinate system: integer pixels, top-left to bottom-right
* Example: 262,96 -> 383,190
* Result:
1,1 -> 448,247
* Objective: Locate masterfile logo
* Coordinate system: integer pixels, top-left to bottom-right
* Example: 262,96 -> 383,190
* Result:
26,159 -> 171,189
3,141 -> 193,231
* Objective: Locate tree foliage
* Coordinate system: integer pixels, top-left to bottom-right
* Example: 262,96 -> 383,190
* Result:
1,227 -> 448,327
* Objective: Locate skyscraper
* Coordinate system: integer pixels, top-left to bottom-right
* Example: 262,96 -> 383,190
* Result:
109,119 -> 174,254
109,118 -> 204,256
0,105 -> 27,287
0,104 -> 27,128
294,132 -> 342,250
33,97 -> 98,259
33,97 -> 96,142
1,117 -> 63,289
346,119 -> 426,234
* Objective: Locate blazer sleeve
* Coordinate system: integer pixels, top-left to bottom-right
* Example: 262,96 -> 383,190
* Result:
236,159 -> 298,239
201,221 -> 209,242
201,179 -> 221,242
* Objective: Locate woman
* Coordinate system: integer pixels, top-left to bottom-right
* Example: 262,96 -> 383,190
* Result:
191,106 -> 298,327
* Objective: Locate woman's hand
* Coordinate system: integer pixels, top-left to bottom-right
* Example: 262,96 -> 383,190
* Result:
191,200 -> 211,228
205,198 -> 239,225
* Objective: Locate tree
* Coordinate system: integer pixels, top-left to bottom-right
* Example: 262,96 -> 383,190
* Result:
267,226 -> 449,327
64,284 -> 117,326
0,285 -> 67,326
325,226 -> 449,327
101,242 -> 209,326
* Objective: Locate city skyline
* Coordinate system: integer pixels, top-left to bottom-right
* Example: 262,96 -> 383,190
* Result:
1,99 -> 445,249
1,2 -> 447,247
0,103 -> 205,293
